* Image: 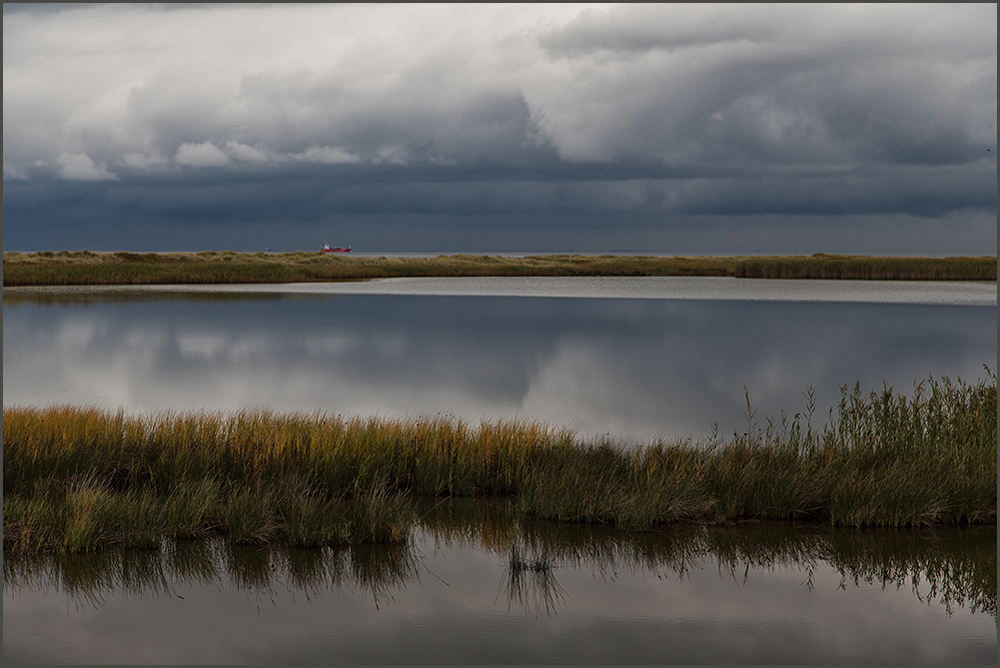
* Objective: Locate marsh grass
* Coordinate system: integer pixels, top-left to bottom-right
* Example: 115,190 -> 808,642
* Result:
735,253 -> 996,280
4,371 -> 995,553
3,411 -> 567,553
5,250 -> 994,286
2,251 -> 732,286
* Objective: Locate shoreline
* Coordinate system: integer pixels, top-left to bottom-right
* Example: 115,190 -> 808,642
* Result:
4,251 -> 996,286
5,276 -> 996,309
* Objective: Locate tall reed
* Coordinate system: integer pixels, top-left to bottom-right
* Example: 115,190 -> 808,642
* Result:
4,370 -> 995,553
3,411 -> 571,553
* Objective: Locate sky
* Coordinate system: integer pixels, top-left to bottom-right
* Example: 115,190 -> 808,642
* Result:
3,3 -> 997,254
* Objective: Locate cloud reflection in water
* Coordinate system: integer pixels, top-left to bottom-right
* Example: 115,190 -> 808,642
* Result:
3,291 -> 995,442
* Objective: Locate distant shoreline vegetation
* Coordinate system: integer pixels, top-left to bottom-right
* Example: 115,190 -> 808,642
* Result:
4,372 -> 995,554
3,251 -> 996,286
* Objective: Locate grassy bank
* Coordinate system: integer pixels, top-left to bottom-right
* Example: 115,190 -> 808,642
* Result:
3,415 -> 567,554
520,373 -> 996,530
4,371 -> 995,554
735,253 -> 997,280
4,250 -> 995,286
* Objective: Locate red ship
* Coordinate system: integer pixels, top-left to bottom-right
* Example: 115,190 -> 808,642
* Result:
321,244 -> 352,253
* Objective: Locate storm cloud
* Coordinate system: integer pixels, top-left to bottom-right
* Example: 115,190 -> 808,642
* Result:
3,3 -> 996,252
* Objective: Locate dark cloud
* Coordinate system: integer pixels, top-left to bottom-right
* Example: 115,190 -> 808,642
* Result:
529,4 -> 996,167
3,5 -> 996,252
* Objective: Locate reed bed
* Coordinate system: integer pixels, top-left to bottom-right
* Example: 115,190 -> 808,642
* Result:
520,372 -> 996,529
3,371 -> 995,554
3,250 -> 733,286
734,253 -> 996,280
3,412 -> 571,553
5,250 -> 994,286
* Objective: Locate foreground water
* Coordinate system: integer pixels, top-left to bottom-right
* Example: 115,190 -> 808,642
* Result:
3,277 -> 995,442
4,500 -> 995,664
4,277 -> 996,663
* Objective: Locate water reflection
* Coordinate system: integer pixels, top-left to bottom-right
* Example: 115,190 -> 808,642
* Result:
493,516 -> 998,620
7,276 -> 996,305
4,539 -> 421,613
6,502 -> 995,622
4,287 -> 995,441
499,542 -> 570,617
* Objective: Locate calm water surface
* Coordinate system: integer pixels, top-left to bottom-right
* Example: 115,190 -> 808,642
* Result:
4,277 -> 995,441
3,277 -> 996,664
4,501 -> 996,664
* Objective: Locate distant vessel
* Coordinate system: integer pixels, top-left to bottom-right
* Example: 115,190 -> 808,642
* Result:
321,244 -> 352,253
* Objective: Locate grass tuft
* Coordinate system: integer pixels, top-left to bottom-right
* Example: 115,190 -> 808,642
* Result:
3,370 -> 995,553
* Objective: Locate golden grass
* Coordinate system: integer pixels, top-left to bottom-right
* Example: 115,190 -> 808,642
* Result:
4,370 -> 995,554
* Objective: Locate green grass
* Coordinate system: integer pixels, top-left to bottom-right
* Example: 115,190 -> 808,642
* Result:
4,250 -> 995,286
3,371 -> 995,553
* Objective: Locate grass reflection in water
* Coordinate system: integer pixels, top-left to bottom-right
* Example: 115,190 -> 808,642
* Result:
499,542 -> 568,617
5,501 -> 995,620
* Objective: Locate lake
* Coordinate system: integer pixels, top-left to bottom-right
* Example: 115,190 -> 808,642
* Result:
3,277 -> 996,442
3,277 -> 997,663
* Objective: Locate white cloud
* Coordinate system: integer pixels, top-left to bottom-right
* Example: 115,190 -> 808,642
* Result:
294,145 -> 361,165
520,4 -> 997,165
176,142 -> 230,167
373,145 -> 409,165
118,152 -> 168,169
55,152 -> 118,181
2,4 -> 995,180
226,141 -> 270,163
